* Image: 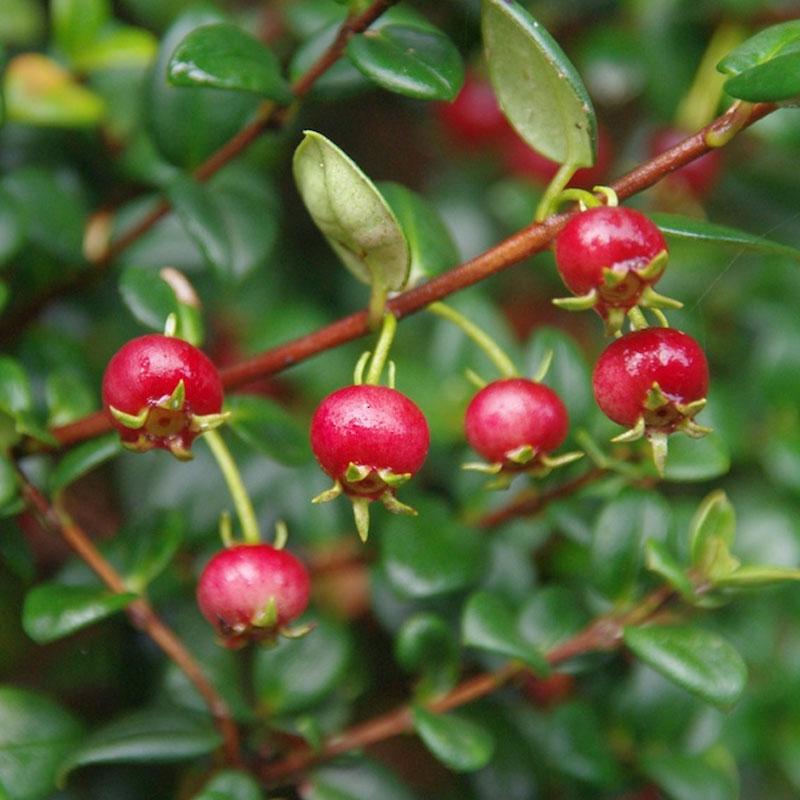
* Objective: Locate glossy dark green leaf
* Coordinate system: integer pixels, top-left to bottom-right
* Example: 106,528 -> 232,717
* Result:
48,434 -> 123,496
395,613 -> 459,694
412,706 -> 494,773
0,686 -> 82,800
226,394 -> 311,466
169,22 -> 292,102
253,616 -> 353,715
381,500 -> 487,598
144,7 -> 260,169
591,489 -> 670,600
0,357 -> 31,416
124,509 -> 185,591
51,0 -> 109,61
545,701 -> 618,787
623,625 -> 747,709
378,182 -> 459,283
0,190 -> 24,269
22,584 -> 136,644
663,433 -> 730,483
46,369 -> 95,428
462,590 -> 549,674
194,769 -> 263,800
347,24 -> 463,101
293,130 -> 410,291
689,490 -> 737,576
645,539 -> 695,601
653,212 -> 800,261
517,587 -> 590,655
0,456 -> 17,511
166,173 -> 231,277
60,707 -> 221,779
642,748 -> 739,800
482,0 -> 596,167
718,20 -> 800,75
306,759 -> 420,800
118,265 -> 180,331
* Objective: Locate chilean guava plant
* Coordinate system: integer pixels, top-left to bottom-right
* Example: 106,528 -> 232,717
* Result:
3,0 -> 800,798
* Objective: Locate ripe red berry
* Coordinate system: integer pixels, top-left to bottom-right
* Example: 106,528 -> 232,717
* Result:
310,384 -> 429,500
554,206 -> 668,329
102,333 -> 225,459
197,544 -> 310,649
437,73 -> 509,146
465,378 -> 569,471
593,328 -> 709,432
649,127 -> 723,199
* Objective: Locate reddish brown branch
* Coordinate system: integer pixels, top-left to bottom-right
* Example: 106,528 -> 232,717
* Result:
260,586 -> 677,784
18,474 -> 242,767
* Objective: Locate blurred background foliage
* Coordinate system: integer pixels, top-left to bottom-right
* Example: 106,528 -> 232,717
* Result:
2,0 -> 800,798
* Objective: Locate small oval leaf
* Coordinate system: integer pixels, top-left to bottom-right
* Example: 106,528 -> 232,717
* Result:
481,0 -> 596,167
293,130 -> 410,291
194,769 -> 264,800
168,22 -> 292,103
623,625 -> 747,709
48,433 -> 123,496
412,706 -> 495,773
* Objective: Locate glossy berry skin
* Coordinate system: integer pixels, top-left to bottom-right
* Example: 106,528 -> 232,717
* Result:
593,328 -> 709,430
650,127 -> 723,198
310,385 -> 429,499
465,378 -> 569,469
102,334 -> 223,456
437,74 -> 509,146
554,206 -> 667,305
197,544 -> 310,649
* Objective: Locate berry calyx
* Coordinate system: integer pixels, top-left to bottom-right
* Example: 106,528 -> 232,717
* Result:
464,378 -> 580,482
310,384 -> 430,541
553,206 -> 678,335
592,328 -> 710,473
102,333 -> 226,460
197,543 -> 311,649
437,73 -> 509,147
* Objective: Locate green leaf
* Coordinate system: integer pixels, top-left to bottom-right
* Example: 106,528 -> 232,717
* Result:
3,53 -> 105,127
225,395 -> 311,466
46,369 -> 95,428
253,616 -> 353,715
307,759 -> 420,800
72,26 -> 158,73
194,769 -> 264,800
0,356 -> 32,415
166,173 -> 231,278
48,434 -> 123,496
123,509 -> 185,591
481,0 -> 596,167
412,706 -> 494,773
689,490 -> 737,575
347,24 -> 463,101
462,590 -> 549,674
0,455 -> 18,511
652,212 -> 800,262
715,564 -> 800,588
0,686 -> 82,800
718,21 -> 800,102
591,489 -> 670,601
645,539 -> 695,601
517,587 -> 590,655
119,265 -> 181,331
51,0 -> 110,61
22,584 -> 136,644
623,625 -> 747,709
395,613 -> 459,694
663,432 -> 730,483
378,182 -> 458,284
0,189 -> 24,269
293,130 -> 410,291
59,706 -> 222,779
144,7 -> 260,169
168,22 -> 292,103
381,499 -> 487,598
641,747 -> 739,800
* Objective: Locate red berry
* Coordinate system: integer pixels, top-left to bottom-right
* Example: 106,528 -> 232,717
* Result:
554,206 -> 667,309
102,334 -> 224,459
502,124 -> 613,189
437,73 -> 509,147
465,378 -> 569,470
310,385 -> 429,499
592,328 -> 709,431
649,127 -> 723,198
197,544 -> 310,648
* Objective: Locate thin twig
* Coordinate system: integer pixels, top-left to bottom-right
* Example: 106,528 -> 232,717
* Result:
259,586 -> 677,784
18,472 -> 243,767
